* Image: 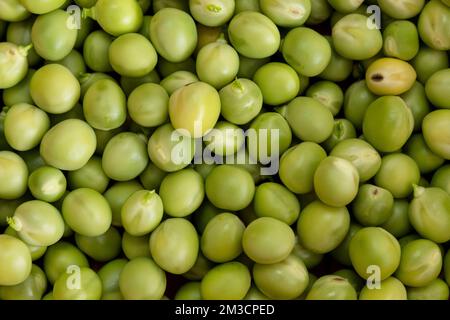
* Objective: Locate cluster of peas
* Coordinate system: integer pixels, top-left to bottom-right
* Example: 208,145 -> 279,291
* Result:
0,0 -> 450,300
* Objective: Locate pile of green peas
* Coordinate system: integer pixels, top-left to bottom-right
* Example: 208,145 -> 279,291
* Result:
0,0 -> 449,301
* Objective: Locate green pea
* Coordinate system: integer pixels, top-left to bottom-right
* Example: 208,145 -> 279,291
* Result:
17,149 -> 46,173
319,36 -> 352,82
399,234 -> 421,248
381,200 -> 412,238
153,0 -> 190,12
383,20 -> 419,61
206,165 -> 255,211
297,200 -> 350,254
4,226 -> 47,261
331,223 -> 362,266
408,278 -> 450,300
193,200 -> 220,234
349,227 -> 401,280
31,64 -> 80,114
83,79 -> 126,131
88,0 -> 143,36
418,0 -> 450,51
343,81 -> 376,131
175,282 -> 202,300
189,0 -> 234,27
219,78 -> 263,125
306,0 -> 331,24
104,181 -> 143,227
150,218 -> 199,274
306,275 -> 356,300
0,151 -> 28,200
352,184 -> 394,227
160,71 -> 198,96
422,109 -> 450,160
243,217 -> 295,264
333,269 -> 364,293
67,157 -> 109,194
237,56 -> 269,79
40,119 -> 96,171
363,96 -> 414,153
378,0 -> 425,19
359,277 -> 407,300
52,50 -> 85,78
31,10 -> 77,61
406,134 -> 445,174
332,14 -> 382,60
2,69 -> 35,107
328,0 -> 363,13
150,8 -> 197,62
431,165 -> 450,194
0,264 -> 47,300
400,82 -> 431,132
204,121 -> 245,157
0,42 -> 29,89
75,0 -> 97,8
409,186 -> 450,244
228,11 -> 280,59
426,69 -> 450,109
74,14 -> 94,49
28,166 -> 66,203
374,153 -> 421,198
158,57 -> 196,78
183,251 -> 214,281
121,190 -> 163,236
259,0 -> 311,27
97,259 -> 127,298
138,162 -> 167,191
282,27 -> 331,77
0,234 -> 32,286
201,212 -> 245,263
279,142 -> 327,194
83,30 -> 113,73
20,0 -> 66,14
201,262 -> 251,300
122,232 -> 151,259
109,33 -> 157,77
53,267 -> 102,300
306,81 -> 343,116
245,286 -> 269,300
234,0 -> 260,13
291,239 -> 323,269
148,123 -> 195,172
62,188 -> 112,237
121,70 -> 161,96
43,241 -> 89,284
411,46 -> 449,84
322,119 -> 357,152
75,227 -> 122,262
6,19 -> 41,66
79,72 -> 114,99
0,0 -> 30,22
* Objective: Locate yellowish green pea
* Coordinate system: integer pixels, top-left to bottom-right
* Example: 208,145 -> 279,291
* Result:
121,232 -> 151,260
359,277 -> 407,300
306,275 -> 357,300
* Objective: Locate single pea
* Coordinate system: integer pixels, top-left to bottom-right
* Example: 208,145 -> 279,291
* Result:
121,190 -> 163,236
422,110 -> 450,160
88,0 -> 143,36
378,0 -> 425,19
43,241 -> 89,284
0,0 -> 30,22
97,259 -> 127,299
67,157 -> 109,194
306,275 -> 357,300
83,79 -> 127,131
332,269 -> 364,293
349,227 -> 401,280
2,69 -> 35,107
75,0 -> 97,8
193,200 -> 220,234
201,262 -> 251,300
406,134 -> 445,174
62,188 -> 112,237
148,123 -> 196,172
109,33 -> 158,77
206,165 -> 255,211
160,70 -> 199,95
319,36 -> 353,82
150,8 -> 197,62
53,50 -> 86,78
189,0 -> 235,27
366,58 -> 417,96
322,119 -> 357,152
53,267 -> 102,300
83,30 -> 114,73
285,97 -> 334,144
6,19 -> 41,66
79,72 -> 115,98
204,121 -> 245,157
282,27 -> 331,77
409,186 -> 450,244
139,162 -> 167,191
31,10 -> 77,61
245,286 -> 269,300
201,212 -> 245,263
352,184 -> 394,227
411,46 -> 449,84
4,103 -> 49,152
0,151 -> 28,200
75,227 -> 122,262
4,226 -> 47,261
0,264 -> 47,300
28,166 -> 66,203
234,0 -> 260,13
306,0 -> 332,25
122,232 -> 151,260
374,153 -> 421,198
331,223 -> 362,267
328,0 -> 363,13
399,234 -> 422,248
121,70 -> 161,96
426,69 -> 450,109
401,82 -> 431,132
0,43 -> 30,89
418,0 -> 450,51
153,0 -> 190,12
195,24 -> 222,55
279,142 -> 327,194
297,200 -> 350,254
0,234 -> 32,286
431,165 -> 450,194
158,57 -> 196,78
314,156 -> 359,207
408,278 -> 450,300
237,56 -> 269,79
40,119 -> 96,171
381,200 -> 412,238
104,181 -> 143,227
259,0 -> 311,27
306,81 -> 343,116
183,252 -> 214,281
175,282 -> 202,300
242,217 -> 295,264
359,277 -> 407,300
383,20 -> 419,61
228,11 -> 280,59
75,14 -> 94,49
343,80 -> 377,131
362,96 -> 414,153
150,218 -> 199,274
20,0 -> 65,14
